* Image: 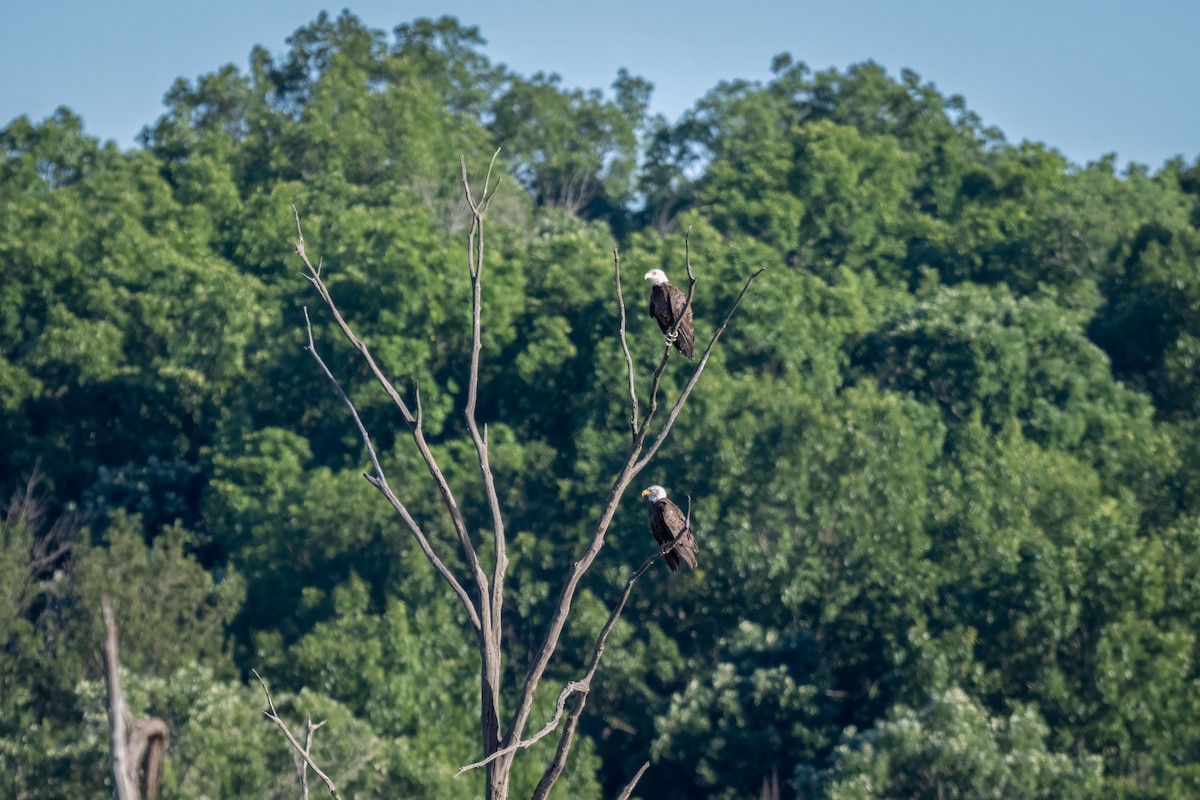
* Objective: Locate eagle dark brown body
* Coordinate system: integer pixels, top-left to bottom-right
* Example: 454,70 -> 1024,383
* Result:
645,270 -> 695,360
641,485 -> 699,573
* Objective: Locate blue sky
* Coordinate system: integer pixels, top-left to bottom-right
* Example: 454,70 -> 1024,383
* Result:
3,0 -> 1197,168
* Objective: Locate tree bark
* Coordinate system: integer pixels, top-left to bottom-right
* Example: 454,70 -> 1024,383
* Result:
101,595 -> 169,800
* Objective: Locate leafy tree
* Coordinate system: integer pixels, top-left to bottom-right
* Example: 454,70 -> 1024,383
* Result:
808,687 -> 1104,800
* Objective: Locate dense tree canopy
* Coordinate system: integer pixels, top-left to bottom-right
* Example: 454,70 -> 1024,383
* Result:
3,10 -> 1200,798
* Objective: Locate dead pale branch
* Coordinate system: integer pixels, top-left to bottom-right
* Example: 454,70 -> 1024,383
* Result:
300,717 -> 327,800
616,761 -> 652,800
101,595 -> 169,800
285,154 -> 763,799
461,150 -> 509,773
614,249 -> 639,438
253,670 -> 343,800
457,680 -> 586,776
294,206 -> 492,640
301,308 -> 482,633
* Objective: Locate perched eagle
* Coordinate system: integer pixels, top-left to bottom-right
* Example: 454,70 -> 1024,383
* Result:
640,485 -> 699,573
643,269 -> 695,360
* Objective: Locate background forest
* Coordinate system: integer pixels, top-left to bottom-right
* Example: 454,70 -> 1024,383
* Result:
4,11 -> 1200,799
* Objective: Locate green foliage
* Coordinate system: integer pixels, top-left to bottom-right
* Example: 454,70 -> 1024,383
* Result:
809,687 -> 1104,799
4,10 -> 1200,799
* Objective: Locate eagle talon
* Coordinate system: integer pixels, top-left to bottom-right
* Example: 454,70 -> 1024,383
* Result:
665,330 -> 678,345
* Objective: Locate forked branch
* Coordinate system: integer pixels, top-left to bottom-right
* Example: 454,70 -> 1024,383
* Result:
300,717 -> 327,800
294,210 -> 490,635
302,309 -> 481,632
461,149 -> 509,700
253,671 -> 343,800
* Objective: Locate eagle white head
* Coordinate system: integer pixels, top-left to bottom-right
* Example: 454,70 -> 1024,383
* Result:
643,269 -> 670,287
641,485 -> 668,502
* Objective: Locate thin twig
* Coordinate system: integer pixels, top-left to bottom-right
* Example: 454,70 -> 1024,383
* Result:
252,671 -> 343,800
615,761 -> 652,800
458,680 -> 586,775
614,249 -> 639,437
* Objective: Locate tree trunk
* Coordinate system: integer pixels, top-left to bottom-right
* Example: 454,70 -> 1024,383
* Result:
101,595 -> 169,800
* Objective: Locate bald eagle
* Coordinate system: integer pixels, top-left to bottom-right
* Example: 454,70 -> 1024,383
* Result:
643,269 -> 695,360
640,485 -> 699,573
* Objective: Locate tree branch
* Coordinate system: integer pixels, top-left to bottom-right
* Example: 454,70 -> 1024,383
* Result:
457,679 -> 586,775
303,308 -> 482,633
102,595 -> 139,800
253,671 -> 343,800
102,595 -> 169,800
640,229 -> 700,444
461,153 -> 509,780
300,717 -> 327,800
294,207 -> 493,650
460,152 -> 509,669
614,249 -> 639,437
615,761 -> 652,800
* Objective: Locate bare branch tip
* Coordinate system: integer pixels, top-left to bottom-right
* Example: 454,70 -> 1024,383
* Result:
616,761 -> 652,800
291,205 -> 305,243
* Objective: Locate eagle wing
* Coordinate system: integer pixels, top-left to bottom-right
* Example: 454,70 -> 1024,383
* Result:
652,498 -> 699,573
666,284 -> 695,360
650,285 -> 675,332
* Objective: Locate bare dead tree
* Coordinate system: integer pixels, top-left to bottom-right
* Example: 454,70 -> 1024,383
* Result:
101,595 -> 169,800
276,152 -> 764,799
3,470 -> 74,616
300,716 -> 327,800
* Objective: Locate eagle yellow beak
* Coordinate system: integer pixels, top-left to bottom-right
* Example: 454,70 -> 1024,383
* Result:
640,488 -> 651,497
